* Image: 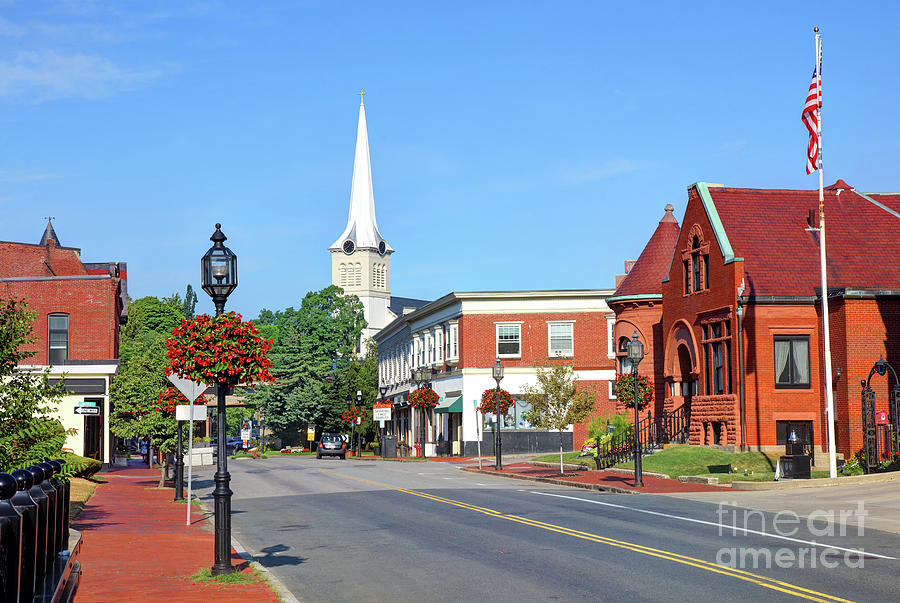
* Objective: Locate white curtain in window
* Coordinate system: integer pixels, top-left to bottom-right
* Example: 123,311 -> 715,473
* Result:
792,339 -> 809,383
774,339 -> 791,383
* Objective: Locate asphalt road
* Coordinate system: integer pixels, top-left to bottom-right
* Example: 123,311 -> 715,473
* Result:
192,457 -> 900,602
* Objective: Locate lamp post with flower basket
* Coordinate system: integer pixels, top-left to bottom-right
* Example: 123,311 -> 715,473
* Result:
492,358 -> 505,470
410,367 -> 436,458
626,331 -> 645,488
167,223 -> 274,576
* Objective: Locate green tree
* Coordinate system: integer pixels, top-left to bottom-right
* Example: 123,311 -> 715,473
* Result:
521,360 -> 597,474
244,286 -> 366,443
0,298 -> 68,472
110,296 -> 183,478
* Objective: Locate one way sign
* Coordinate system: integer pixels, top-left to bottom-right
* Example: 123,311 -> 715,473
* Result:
74,406 -> 100,415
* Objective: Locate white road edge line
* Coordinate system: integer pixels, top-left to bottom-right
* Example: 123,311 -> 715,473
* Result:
530,491 -> 896,560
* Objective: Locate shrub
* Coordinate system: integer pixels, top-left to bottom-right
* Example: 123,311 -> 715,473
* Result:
63,452 -> 102,478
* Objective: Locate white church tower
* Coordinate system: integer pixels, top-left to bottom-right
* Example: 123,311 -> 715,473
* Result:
330,92 -> 394,346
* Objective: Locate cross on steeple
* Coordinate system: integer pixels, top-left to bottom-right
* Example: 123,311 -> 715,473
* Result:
358,89 -> 365,104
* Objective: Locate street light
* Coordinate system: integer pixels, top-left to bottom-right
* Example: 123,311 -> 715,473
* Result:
200,223 -> 238,576
346,394 -> 354,457
626,331 -> 645,488
412,367 -> 432,458
356,389 -> 363,457
379,384 -> 388,452
492,358 -> 504,470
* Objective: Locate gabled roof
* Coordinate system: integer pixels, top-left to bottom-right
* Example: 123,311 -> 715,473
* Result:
701,180 -> 900,296
610,204 -> 680,301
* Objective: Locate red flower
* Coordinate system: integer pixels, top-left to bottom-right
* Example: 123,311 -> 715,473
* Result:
478,388 -> 515,415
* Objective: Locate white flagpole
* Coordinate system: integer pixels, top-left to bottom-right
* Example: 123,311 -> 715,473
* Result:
815,29 -> 838,478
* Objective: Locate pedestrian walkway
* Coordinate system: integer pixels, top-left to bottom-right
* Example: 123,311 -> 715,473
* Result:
465,462 -> 731,493
72,460 -> 280,602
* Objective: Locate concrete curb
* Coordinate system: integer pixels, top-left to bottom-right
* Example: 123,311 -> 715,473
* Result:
460,467 -> 639,495
195,498 -> 301,603
730,470 -> 900,490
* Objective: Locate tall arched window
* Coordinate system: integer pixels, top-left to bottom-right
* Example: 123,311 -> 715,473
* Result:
339,264 -> 347,287
355,263 -> 362,286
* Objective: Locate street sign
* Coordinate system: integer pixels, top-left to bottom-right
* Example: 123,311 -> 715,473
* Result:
373,404 -> 392,422
74,406 -> 100,415
78,400 -> 97,407
175,405 -> 207,421
241,428 -> 252,441
167,375 -> 209,402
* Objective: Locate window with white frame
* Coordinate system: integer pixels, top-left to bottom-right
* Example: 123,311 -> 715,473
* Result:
497,324 -> 521,357
548,322 -> 574,357
606,315 -> 616,358
425,333 -> 433,364
48,314 -> 69,365
436,328 -> 443,362
448,323 -> 459,360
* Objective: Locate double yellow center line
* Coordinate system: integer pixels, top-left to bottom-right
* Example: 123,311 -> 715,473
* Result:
332,472 -> 854,603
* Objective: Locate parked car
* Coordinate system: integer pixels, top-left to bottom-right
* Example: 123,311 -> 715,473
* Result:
316,433 -> 347,459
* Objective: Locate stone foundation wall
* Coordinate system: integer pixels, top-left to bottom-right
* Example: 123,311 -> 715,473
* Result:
689,394 -> 738,446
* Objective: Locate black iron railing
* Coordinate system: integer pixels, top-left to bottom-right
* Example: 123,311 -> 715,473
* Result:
592,406 -> 691,470
0,459 -> 79,603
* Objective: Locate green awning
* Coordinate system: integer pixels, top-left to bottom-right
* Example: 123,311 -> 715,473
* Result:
434,396 -> 463,414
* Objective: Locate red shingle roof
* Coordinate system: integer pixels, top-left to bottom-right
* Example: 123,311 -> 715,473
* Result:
613,205 -> 680,298
708,180 -> 900,296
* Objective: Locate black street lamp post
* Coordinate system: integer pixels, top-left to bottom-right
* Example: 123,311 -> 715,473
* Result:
626,331 -> 645,488
492,358 -> 504,470
355,390 -> 363,456
174,423 -> 184,501
201,223 -> 238,576
379,384 -> 388,454
412,367 -> 432,458
346,395 -> 354,457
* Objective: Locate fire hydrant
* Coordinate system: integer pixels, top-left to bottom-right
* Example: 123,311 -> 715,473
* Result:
414,442 -> 422,458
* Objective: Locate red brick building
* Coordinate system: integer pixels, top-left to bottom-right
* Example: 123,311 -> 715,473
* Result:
1,221 -> 127,464
610,181 -> 900,462
376,290 -> 617,456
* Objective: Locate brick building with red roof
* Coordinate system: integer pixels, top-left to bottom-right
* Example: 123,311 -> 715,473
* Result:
1,220 -> 127,465
610,180 -> 900,463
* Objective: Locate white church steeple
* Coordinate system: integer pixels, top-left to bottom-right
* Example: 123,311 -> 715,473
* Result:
330,92 -> 394,347
330,90 -> 392,255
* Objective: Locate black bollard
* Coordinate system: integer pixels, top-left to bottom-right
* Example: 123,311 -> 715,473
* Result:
174,422 -> 185,501
0,473 -> 23,603
46,460 -> 68,553
24,466 -> 49,584
10,469 -> 38,603
37,462 -> 59,566
53,460 -> 69,552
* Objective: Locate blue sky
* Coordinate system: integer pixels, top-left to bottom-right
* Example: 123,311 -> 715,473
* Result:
1,2 -> 898,319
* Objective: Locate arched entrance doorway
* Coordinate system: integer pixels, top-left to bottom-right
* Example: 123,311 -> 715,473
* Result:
676,344 -> 694,417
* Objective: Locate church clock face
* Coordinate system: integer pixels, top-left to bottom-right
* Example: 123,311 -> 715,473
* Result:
342,239 -> 355,255
378,241 -> 386,255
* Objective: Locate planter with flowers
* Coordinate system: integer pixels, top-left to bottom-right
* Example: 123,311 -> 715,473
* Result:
478,388 -> 515,416
408,387 -> 440,409
165,311 -> 274,388
613,373 -> 653,411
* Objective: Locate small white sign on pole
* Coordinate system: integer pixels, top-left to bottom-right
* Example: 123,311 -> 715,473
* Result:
167,375 -> 209,526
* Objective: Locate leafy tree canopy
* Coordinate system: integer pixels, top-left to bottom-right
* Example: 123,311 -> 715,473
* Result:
244,286 -> 368,442
521,360 -> 596,474
0,298 -> 68,472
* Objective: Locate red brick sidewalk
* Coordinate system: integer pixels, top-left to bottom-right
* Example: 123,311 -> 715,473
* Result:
72,461 -> 280,602
468,462 -> 731,493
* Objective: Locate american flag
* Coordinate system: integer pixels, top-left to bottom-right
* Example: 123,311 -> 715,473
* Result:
802,65 -> 821,174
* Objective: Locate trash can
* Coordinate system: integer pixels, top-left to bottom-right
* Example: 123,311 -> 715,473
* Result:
381,435 -> 397,459
436,440 -> 451,456
779,455 -> 811,479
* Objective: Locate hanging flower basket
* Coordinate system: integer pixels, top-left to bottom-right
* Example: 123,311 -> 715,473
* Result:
341,405 -> 368,425
154,387 -> 190,415
614,373 -> 653,410
165,311 -> 275,386
478,388 -> 515,415
408,387 -> 439,408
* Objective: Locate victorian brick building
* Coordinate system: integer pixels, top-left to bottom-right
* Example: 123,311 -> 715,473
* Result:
375,290 -> 617,456
1,221 -> 127,465
610,181 -> 900,462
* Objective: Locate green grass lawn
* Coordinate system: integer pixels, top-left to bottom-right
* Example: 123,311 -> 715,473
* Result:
533,446 -> 831,483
